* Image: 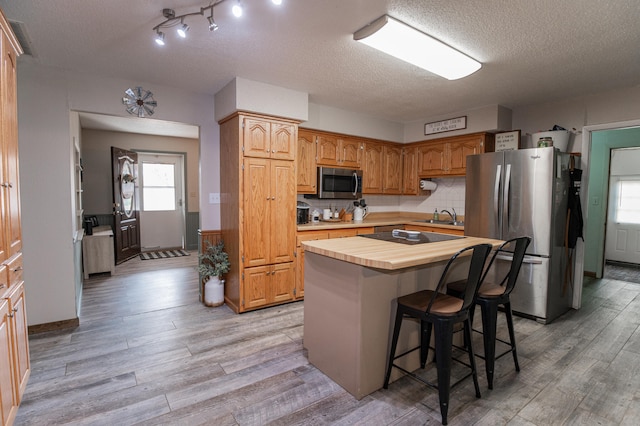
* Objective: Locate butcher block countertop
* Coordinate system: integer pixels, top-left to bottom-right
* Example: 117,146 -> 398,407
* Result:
302,235 -> 503,270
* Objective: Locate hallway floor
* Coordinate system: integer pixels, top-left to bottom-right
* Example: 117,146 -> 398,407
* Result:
15,254 -> 640,425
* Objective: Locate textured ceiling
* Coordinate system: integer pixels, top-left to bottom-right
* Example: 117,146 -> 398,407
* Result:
2,0 -> 640,133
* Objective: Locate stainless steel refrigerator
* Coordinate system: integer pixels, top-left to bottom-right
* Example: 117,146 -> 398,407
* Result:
465,147 -> 572,323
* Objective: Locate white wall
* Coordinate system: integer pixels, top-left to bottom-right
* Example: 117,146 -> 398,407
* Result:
513,85 -> 640,152
17,62 -> 217,326
304,103 -> 404,142
404,104 -> 512,143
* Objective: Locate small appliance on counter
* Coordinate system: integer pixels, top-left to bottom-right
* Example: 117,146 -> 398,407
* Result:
353,199 -> 368,222
297,201 -> 311,224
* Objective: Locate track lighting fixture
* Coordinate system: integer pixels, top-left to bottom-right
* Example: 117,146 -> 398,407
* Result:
152,0 -> 283,45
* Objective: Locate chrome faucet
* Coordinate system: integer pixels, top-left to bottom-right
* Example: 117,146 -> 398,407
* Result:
440,208 -> 457,223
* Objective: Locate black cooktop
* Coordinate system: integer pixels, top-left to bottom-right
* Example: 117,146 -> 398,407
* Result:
359,230 -> 464,245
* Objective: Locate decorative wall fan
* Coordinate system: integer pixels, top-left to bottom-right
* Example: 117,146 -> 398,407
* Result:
122,86 -> 157,117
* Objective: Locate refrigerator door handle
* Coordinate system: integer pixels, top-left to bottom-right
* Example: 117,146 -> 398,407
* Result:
494,164 -> 501,231
504,163 -> 512,230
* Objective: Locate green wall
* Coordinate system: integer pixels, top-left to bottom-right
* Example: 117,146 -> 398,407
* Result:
585,126 -> 640,276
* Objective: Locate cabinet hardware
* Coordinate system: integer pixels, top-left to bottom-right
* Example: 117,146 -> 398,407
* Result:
13,266 -> 22,272
13,308 -> 18,313
8,312 -> 13,318
0,284 -> 5,289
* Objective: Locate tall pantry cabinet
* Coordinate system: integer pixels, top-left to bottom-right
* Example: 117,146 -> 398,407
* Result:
0,8 -> 29,426
219,112 -> 298,313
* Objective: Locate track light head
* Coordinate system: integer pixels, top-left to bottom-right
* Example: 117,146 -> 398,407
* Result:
154,31 -> 165,46
232,1 -> 243,18
207,16 -> 218,32
177,22 -> 189,38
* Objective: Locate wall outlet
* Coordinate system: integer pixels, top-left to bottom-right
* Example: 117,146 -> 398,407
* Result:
209,193 -> 221,204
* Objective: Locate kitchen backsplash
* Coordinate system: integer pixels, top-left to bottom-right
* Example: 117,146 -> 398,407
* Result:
297,177 -> 466,216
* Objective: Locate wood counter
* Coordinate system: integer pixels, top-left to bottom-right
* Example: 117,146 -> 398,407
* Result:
302,234 -> 502,399
301,235 -> 500,270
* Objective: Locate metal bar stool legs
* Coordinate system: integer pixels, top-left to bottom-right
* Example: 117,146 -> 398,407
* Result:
447,236 -> 531,390
383,244 -> 491,425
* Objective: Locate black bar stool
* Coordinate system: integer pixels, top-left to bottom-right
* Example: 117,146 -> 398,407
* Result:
447,236 -> 531,389
383,243 -> 492,425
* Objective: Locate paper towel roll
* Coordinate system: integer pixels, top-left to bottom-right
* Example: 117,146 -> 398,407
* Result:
420,180 -> 437,191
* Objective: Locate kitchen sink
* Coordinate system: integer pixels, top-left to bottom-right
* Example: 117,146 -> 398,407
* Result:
424,219 -> 464,226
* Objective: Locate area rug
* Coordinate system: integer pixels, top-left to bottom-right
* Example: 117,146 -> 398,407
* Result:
604,261 -> 640,284
139,250 -> 190,260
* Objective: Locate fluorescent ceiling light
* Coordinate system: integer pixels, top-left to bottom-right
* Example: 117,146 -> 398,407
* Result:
354,15 -> 481,80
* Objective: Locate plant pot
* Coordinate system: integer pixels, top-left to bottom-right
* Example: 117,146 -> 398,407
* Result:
204,277 -> 225,307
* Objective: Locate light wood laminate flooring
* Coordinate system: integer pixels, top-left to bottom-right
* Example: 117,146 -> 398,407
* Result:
16,253 -> 640,425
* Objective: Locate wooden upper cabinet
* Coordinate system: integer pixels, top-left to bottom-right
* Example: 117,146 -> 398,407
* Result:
417,132 -> 494,177
243,117 -> 295,160
316,134 -> 339,166
448,138 -> 483,175
270,122 -> 296,160
402,146 -> 419,195
296,130 -> 317,194
383,144 -> 402,194
1,30 -> 20,260
417,143 -> 446,177
317,134 -> 362,168
362,142 -> 384,193
340,138 -> 362,169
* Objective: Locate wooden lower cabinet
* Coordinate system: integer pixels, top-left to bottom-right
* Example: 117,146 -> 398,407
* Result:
0,298 -> 16,426
295,227 -> 374,299
0,279 -> 29,426
243,262 -> 295,310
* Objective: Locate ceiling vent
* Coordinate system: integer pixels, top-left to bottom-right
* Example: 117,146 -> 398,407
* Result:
9,20 -> 36,57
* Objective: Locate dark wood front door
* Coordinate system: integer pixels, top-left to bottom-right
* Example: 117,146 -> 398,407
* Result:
112,147 -> 141,264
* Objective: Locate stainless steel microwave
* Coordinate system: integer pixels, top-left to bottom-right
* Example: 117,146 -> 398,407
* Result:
309,167 -> 362,199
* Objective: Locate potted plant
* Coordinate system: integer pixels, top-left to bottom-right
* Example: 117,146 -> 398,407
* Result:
197,240 -> 231,307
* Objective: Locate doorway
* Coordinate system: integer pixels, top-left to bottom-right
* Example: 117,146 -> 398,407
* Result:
138,152 -> 186,251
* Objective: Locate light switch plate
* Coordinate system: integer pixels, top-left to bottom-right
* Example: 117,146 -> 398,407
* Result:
209,193 -> 221,204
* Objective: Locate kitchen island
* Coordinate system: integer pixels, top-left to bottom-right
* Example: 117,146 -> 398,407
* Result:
302,233 -> 502,399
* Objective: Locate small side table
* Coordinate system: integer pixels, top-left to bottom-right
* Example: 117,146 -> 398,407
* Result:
82,225 -> 115,279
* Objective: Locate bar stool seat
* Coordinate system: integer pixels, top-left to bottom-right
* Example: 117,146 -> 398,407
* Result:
383,244 -> 492,425
447,236 -> 531,390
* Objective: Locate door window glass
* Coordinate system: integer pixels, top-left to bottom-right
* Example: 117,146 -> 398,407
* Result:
614,178 -> 640,224
142,163 -> 176,211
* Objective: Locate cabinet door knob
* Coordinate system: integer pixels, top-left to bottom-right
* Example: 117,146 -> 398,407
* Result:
13,266 -> 23,272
